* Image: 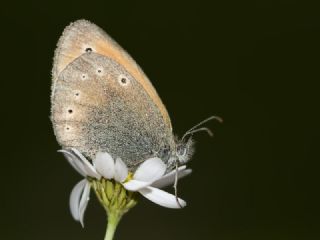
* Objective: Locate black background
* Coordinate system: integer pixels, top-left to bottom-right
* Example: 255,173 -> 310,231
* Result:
1,0 -> 319,239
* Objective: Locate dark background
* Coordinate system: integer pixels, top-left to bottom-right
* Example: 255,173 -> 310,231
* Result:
1,0 -> 319,239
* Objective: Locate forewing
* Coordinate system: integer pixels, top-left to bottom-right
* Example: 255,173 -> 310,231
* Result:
52,19 -> 171,129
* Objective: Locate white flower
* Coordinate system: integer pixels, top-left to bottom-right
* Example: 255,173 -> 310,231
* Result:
60,148 -> 192,226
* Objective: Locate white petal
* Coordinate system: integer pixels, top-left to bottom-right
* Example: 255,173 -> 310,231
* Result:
114,158 -> 128,182
69,179 -> 87,221
94,152 -> 115,179
71,148 -> 101,179
139,186 -> 187,209
152,166 -> 192,188
79,181 -> 91,227
133,157 -> 166,182
123,179 -> 152,191
59,150 -> 87,176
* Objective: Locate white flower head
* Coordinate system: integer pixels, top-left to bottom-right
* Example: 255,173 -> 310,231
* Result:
60,148 -> 192,226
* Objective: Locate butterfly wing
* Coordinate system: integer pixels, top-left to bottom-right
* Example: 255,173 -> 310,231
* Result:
51,20 -> 174,169
52,19 -> 171,129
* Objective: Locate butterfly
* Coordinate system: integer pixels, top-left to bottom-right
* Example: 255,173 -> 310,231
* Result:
51,19 -> 220,190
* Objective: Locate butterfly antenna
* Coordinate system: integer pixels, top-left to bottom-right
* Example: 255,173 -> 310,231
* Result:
185,127 -> 214,138
174,160 -> 183,208
182,115 -> 223,141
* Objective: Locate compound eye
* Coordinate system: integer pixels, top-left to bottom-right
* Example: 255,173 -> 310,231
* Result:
177,144 -> 186,156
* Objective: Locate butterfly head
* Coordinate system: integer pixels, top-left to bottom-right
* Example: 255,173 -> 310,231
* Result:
175,136 -> 195,164
171,115 -> 223,167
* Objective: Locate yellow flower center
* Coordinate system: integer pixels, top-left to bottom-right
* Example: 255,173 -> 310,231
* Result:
89,178 -> 137,215
124,172 -> 134,182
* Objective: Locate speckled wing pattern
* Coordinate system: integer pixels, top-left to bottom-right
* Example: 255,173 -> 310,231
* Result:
51,20 -> 175,169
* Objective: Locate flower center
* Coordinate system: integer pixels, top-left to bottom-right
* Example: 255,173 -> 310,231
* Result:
124,172 -> 134,182
89,178 -> 138,216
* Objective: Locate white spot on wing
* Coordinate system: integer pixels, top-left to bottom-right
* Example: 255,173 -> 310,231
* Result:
96,67 -> 104,76
83,45 -> 94,53
74,90 -> 81,99
118,74 -> 130,86
81,73 -> 88,80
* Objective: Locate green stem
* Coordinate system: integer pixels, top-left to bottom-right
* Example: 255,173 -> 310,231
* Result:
104,211 -> 122,240
90,179 -> 138,240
